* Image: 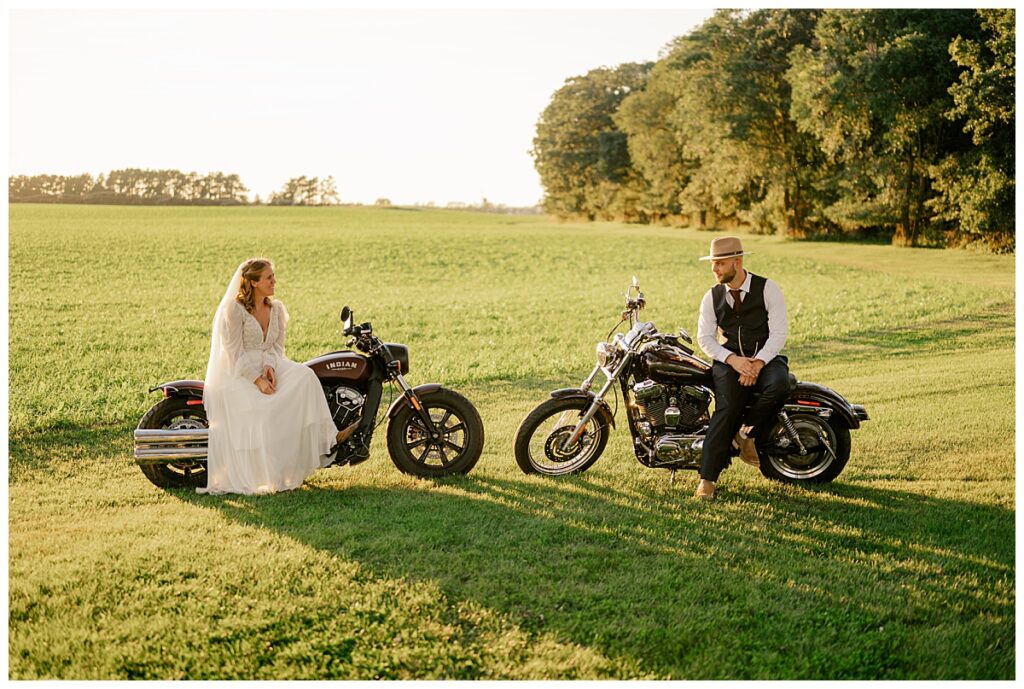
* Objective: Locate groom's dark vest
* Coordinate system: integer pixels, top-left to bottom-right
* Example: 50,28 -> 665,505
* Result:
712,273 -> 770,357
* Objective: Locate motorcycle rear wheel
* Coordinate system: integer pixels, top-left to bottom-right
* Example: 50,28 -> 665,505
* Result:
759,413 -> 851,484
514,397 -> 610,476
136,397 -> 209,489
386,388 -> 484,477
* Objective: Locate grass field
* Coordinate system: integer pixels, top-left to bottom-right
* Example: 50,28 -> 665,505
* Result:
8,204 -> 1015,679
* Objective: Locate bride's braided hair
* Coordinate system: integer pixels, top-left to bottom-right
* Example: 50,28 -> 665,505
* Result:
236,257 -> 273,313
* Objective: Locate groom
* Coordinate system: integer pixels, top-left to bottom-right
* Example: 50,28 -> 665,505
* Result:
694,237 -> 791,501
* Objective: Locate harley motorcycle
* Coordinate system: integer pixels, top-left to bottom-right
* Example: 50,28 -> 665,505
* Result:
514,278 -> 868,484
133,306 -> 485,488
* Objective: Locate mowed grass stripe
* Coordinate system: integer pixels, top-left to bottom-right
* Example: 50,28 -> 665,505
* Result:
8,204 -> 1014,679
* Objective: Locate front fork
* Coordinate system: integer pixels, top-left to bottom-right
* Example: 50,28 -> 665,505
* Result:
392,368 -> 440,434
562,354 -> 631,450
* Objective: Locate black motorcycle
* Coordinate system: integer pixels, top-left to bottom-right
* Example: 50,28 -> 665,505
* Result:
134,306 -> 485,488
514,278 -> 868,484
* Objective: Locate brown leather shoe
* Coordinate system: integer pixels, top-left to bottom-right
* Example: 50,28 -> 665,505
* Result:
335,419 -> 360,445
735,431 -> 760,467
694,479 -> 716,501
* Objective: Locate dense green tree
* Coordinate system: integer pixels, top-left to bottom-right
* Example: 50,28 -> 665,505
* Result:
928,9 -> 1014,250
614,40 -> 697,222
788,9 -> 981,245
673,10 -> 823,235
531,63 -> 652,221
616,10 -> 824,232
533,9 -> 1012,249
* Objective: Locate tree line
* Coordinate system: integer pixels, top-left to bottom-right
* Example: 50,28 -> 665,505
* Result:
531,9 -> 1014,251
264,176 -> 339,206
9,169 -> 342,206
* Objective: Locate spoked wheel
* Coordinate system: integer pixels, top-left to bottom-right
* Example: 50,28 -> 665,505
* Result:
137,397 -> 209,489
514,397 -> 610,476
759,413 -> 851,484
387,388 -> 484,477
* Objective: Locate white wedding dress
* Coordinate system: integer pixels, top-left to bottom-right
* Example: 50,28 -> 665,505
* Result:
199,291 -> 337,495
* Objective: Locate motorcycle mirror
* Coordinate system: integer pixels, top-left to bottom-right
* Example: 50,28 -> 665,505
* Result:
631,275 -> 639,289
340,306 -> 353,331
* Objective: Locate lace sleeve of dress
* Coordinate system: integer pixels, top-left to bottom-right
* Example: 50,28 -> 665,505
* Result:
225,302 -> 263,382
264,300 -> 288,371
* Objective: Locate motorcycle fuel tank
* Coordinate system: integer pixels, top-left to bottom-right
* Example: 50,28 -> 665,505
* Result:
642,345 -> 713,386
305,350 -> 371,383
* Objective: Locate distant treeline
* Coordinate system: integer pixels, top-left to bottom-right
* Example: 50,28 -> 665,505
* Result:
531,9 -> 1014,251
401,198 -> 541,215
9,169 -> 540,213
8,170 -> 341,206
9,169 -> 250,205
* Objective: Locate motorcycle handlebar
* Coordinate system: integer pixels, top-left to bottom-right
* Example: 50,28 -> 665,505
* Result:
345,321 -> 373,337
621,294 -> 645,320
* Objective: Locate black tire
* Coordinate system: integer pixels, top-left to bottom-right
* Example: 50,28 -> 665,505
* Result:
137,397 -> 209,489
386,388 -> 484,477
758,413 -> 851,484
513,397 -> 610,476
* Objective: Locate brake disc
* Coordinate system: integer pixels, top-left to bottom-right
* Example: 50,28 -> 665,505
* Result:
544,425 -> 589,463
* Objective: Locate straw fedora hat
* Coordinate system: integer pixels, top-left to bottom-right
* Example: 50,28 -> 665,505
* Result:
699,236 -> 754,261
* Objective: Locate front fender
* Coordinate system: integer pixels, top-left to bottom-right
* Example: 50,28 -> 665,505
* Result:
789,381 -> 866,429
387,383 -> 443,418
149,379 -> 204,400
549,388 -> 616,429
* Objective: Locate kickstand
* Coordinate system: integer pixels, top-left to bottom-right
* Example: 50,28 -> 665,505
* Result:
668,469 -> 676,486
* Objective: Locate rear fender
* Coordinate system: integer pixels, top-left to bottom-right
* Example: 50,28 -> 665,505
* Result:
788,381 -> 865,429
149,380 -> 205,405
550,388 -> 616,429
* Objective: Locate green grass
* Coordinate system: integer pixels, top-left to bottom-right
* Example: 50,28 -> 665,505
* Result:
8,204 -> 1015,679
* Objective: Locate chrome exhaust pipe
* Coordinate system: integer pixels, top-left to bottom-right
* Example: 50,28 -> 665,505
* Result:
134,428 -> 209,464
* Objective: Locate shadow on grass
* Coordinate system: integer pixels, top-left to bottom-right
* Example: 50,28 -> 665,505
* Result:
789,302 -> 1014,366
9,424 -> 132,476
174,473 -> 1014,679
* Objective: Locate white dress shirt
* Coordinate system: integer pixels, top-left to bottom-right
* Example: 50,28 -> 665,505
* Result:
696,270 -> 788,364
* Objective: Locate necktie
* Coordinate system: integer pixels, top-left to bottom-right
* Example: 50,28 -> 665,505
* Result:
729,289 -> 743,314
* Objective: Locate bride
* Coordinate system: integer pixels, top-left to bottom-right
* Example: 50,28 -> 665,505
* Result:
199,258 -> 340,495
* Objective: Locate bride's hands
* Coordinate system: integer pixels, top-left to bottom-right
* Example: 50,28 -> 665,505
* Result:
263,366 -> 277,388
255,373 -> 276,395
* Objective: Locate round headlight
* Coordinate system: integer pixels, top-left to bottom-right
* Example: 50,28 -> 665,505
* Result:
596,342 -> 615,368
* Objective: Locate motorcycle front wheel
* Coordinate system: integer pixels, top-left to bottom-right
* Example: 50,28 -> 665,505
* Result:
759,413 -> 851,484
386,388 -> 484,477
514,397 -> 610,476
136,397 -> 209,489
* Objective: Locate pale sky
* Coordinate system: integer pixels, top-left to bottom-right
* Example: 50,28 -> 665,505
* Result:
9,8 -> 714,206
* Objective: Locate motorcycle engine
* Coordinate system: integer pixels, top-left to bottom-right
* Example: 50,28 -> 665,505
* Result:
631,379 -> 712,465
326,385 -> 364,429
632,380 -> 711,432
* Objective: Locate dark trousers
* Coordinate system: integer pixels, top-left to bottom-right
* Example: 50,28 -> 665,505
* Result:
700,356 -> 790,482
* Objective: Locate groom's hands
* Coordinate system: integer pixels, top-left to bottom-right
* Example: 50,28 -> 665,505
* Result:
726,355 -> 764,387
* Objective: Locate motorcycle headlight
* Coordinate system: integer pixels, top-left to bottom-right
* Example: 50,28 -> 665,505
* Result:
596,342 -> 616,368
